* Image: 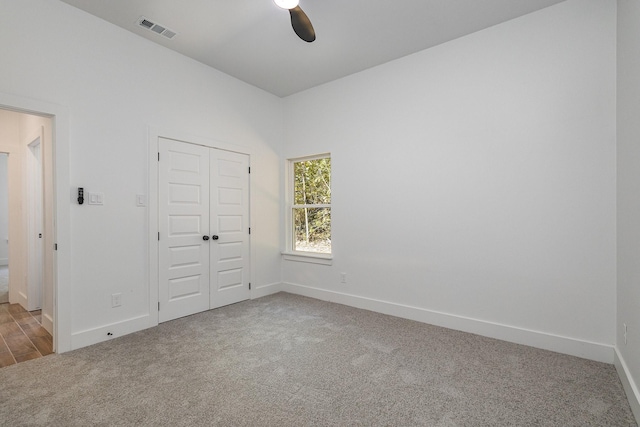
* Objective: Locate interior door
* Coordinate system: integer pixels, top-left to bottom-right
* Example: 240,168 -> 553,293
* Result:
158,138 -> 211,322
210,150 -> 250,309
27,137 -> 43,310
158,138 -> 251,322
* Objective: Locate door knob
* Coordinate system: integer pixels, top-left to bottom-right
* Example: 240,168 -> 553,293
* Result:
211,235 -> 219,240
202,235 -> 210,241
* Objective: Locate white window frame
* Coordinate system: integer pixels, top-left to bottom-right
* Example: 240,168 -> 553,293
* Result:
282,153 -> 332,265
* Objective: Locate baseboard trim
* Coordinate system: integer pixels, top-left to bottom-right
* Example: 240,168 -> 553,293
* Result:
42,312 -> 53,336
251,282 -> 283,299
69,284 -> 284,351
17,291 -> 27,308
281,282 -> 614,363
70,314 -> 151,350
615,348 -> 640,424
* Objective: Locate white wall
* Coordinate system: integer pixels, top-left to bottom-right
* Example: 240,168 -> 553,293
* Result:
0,0 -> 283,349
616,0 -> 640,419
282,0 -> 617,362
0,153 -> 8,265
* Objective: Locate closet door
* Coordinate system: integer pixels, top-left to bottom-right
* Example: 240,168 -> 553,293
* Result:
158,138 -> 211,322
158,138 -> 251,322
209,150 -> 250,309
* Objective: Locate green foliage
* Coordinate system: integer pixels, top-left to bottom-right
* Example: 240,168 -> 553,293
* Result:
294,157 -> 331,204
293,157 -> 331,251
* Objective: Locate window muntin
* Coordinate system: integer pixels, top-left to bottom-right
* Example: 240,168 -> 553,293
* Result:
290,155 -> 331,254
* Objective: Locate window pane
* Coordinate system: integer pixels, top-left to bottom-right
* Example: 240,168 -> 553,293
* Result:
293,207 -> 331,253
294,158 -> 331,205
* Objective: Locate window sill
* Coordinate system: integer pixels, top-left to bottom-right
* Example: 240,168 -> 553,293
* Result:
282,252 -> 333,265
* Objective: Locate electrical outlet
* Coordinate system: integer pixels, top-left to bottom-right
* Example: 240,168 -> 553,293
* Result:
340,272 -> 347,284
624,323 -> 628,345
112,293 -> 122,308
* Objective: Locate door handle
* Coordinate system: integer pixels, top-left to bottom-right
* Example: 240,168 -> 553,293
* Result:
211,235 -> 219,240
202,235 -> 210,241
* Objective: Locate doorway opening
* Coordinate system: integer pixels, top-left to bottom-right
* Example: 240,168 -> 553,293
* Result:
0,108 -> 55,367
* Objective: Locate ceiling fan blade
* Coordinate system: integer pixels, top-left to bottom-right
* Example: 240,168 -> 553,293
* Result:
289,6 -> 315,42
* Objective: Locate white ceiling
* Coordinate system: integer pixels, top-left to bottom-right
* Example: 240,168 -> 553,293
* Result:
59,0 -> 566,97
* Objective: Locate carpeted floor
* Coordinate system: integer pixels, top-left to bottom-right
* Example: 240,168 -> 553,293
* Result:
0,292 -> 636,426
0,266 -> 8,304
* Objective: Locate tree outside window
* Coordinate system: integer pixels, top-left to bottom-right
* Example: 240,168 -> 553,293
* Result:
291,155 -> 331,254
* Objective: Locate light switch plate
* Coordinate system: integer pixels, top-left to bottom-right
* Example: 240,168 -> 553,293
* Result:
88,192 -> 104,205
136,194 -> 146,207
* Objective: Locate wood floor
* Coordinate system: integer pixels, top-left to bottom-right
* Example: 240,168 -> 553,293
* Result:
0,303 -> 53,368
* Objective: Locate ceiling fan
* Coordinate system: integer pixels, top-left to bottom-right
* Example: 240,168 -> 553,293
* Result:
274,0 -> 316,43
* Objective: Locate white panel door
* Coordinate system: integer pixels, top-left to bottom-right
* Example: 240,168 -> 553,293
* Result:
158,138 -> 211,322
26,137 -> 44,311
210,150 -> 250,309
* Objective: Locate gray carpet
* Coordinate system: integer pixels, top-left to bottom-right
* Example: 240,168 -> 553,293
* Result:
0,266 -> 8,304
0,292 -> 636,426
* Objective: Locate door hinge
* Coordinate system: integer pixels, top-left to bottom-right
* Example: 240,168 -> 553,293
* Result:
158,152 -> 160,161
158,302 -> 160,311
54,243 -> 58,251
248,166 -> 251,174
158,232 -> 160,241
248,227 -> 251,235
249,282 -> 251,290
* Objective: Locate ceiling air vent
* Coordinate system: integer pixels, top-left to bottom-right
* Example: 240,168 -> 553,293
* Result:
136,16 -> 177,40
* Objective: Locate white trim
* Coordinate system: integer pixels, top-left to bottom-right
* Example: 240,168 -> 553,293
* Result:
287,152 -> 331,163
282,252 -> 333,265
284,153 -> 332,255
0,92 -> 71,353
42,312 -> 54,335
251,282 -> 283,299
17,291 -> 28,308
70,314 -> 151,350
148,128 -> 160,328
292,203 -> 331,209
0,258 -> 7,266
152,128 -> 251,155
281,282 -> 615,363
72,284 -> 281,349
614,348 -> 640,424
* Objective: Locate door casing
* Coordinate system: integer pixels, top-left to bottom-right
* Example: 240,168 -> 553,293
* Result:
148,129 -> 253,326
0,92 -> 71,353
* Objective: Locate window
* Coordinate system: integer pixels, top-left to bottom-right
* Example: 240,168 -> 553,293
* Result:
289,154 -> 331,255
